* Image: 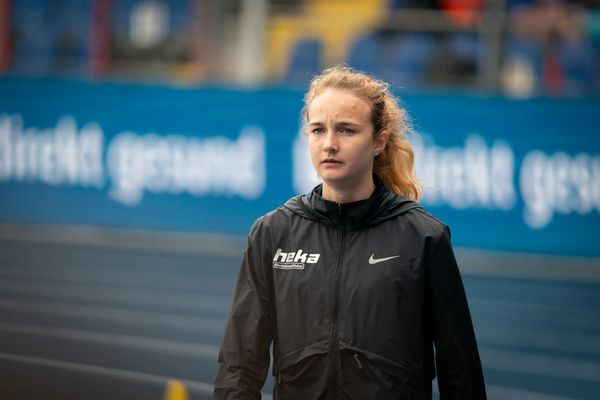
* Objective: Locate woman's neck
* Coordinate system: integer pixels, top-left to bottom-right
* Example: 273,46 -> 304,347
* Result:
321,179 -> 375,204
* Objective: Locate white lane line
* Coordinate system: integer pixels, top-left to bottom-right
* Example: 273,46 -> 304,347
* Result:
0,349 -> 583,400
0,352 -> 274,400
455,247 -> 600,282
0,322 -> 219,358
0,351 -> 214,393
471,298 -> 600,316
470,299 -> 600,328
476,322 -> 600,355
0,265 -> 234,292
433,382 -> 579,400
485,384 -> 579,400
0,279 -> 231,314
0,299 -> 226,333
0,223 -> 247,257
2,221 -> 599,282
480,347 -> 600,383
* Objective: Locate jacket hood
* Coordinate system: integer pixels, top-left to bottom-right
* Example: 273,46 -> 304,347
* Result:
283,176 -> 421,230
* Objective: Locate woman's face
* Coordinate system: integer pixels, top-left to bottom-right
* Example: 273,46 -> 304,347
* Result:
306,88 -> 386,194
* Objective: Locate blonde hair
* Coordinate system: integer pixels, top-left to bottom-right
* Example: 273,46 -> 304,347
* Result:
303,65 -> 422,201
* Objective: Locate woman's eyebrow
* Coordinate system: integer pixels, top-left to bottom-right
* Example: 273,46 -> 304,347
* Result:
308,120 -> 361,127
335,121 -> 360,127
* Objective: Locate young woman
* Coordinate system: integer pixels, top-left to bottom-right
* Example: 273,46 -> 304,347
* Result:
214,66 -> 486,399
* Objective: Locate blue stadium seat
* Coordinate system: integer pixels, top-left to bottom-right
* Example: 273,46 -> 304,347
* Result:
347,33 -> 384,76
283,38 -> 323,85
10,0 -> 92,75
348,32 -> 436,88
447,32 -> 479,64
559,39 -> 597,94
389,0 -> 408,9
386,33 -> 437,88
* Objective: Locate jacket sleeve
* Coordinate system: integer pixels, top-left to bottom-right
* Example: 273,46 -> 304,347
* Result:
427,225 -> 487,399
214,222 -> 274,400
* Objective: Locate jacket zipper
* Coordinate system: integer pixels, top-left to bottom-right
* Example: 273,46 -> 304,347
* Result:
353,352 -> 367,378
353,353 -> 363,371
277,372 -> 282,399
330,203 -> 345,399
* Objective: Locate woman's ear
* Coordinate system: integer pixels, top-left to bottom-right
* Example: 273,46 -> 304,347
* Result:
374,130 -> 388,156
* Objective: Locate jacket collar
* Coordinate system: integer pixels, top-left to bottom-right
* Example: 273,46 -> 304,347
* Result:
287,175 -> 421,230
307,177 -> 387,228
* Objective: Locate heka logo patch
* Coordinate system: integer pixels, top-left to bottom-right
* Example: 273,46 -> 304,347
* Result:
272,248 -> 320,270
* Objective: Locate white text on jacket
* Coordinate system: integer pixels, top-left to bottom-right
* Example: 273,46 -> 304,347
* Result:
272,248 -> 320,270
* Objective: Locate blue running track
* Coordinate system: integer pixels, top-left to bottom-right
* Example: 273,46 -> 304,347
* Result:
0,233 -> 598,399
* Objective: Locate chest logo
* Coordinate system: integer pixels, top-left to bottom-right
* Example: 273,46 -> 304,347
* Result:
272,248 -> 320,270
368,254 -> 400,265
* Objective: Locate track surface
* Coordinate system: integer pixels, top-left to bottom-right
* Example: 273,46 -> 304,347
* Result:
0,238 -> 599,400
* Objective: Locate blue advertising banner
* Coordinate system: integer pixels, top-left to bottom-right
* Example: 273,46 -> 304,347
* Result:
1,78 -> 599,256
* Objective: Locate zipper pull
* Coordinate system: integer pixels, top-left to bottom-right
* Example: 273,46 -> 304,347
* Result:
276,372 -> 282,399
353,352 -> 363,370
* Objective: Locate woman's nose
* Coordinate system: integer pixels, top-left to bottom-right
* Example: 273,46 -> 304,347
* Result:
322,131 -> 338,153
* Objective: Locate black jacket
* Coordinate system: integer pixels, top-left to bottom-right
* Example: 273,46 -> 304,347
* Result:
214,179 -> 486,399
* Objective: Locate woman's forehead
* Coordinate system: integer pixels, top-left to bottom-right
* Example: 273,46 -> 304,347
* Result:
307,88 -> 371,120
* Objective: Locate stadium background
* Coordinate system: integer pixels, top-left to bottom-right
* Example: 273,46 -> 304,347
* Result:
0,0 -> 599,399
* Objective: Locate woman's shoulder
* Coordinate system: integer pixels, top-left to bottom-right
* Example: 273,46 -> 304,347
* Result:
248,195 -> 304,235
400,204 -> 450,239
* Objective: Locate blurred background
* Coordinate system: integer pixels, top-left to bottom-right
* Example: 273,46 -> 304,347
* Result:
0,0 -> 599,399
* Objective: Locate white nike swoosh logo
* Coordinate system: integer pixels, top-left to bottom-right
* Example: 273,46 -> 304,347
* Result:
368,254 -> 400,265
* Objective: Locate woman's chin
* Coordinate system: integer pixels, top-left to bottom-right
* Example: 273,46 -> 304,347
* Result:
319,173 -> 346,186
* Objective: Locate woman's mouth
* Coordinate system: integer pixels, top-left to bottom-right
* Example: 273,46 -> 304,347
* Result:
321,158 -> 342,167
